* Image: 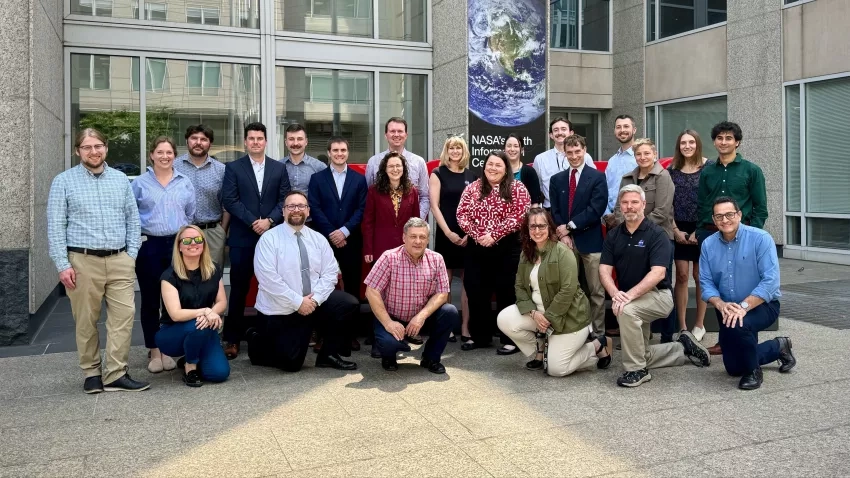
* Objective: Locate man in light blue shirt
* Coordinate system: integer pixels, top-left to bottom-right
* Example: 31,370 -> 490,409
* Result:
280,123 -> 327,194
699,196 -> 796,390
603,115 -> 639,217
532,117 -> 595,209
365,117 -> 430,219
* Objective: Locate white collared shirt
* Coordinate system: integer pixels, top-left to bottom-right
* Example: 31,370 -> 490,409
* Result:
569,162 -> 586,185
249,156 -> 265,193
253,222 -> 340,316
532,148 -> 596,208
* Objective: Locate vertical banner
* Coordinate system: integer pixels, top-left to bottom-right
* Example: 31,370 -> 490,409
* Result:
467,0 -> 548,173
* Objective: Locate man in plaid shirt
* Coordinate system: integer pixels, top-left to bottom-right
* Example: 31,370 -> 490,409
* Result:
364,218 -> 459,374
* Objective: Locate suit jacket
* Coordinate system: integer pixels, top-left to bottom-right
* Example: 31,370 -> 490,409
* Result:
221,155 -> 291,247
607,161 -> 675,240
307,167 -> 368,241
361,185 -> 420,258
550,166 -> 607,254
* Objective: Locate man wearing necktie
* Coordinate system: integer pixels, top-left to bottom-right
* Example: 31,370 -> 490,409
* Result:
550,135 -> 609,337
247,191 -> 358,372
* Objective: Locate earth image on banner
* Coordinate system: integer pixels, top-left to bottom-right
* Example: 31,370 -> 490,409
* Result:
468,0 -> 546,128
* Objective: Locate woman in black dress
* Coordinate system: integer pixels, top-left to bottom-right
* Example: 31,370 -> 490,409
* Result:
669,129 -> 708,341
503,133 -> 542,207
430,135 -> 476,342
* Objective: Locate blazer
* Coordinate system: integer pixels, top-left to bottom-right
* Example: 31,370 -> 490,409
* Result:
362,185 -> 420,258
607,161 -> 675,240
307,167 -> 368,240
550,166 -> 607,254
515,241 -> 590,335
221,155 -> 291,247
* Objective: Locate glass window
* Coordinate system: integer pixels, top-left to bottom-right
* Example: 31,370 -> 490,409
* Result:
550,0 -> 610,51
133,1 -> 167,20
549,110 -> 600,160
70,54 -> 141,174
805,78 -> 850,215
146,59 -> 261,164
132,58 -> 170,92
647,0 -> 726,42
807,218 -> 850,251
72,0 -> 117,17
646,106 -> 656,142
379,72 -> 428,159
277,0 -> 373,37
276,66 -> 374,164
786,85 -> 801,212
73,0 -> 257,26
657,96 -> 727,159
187,6 -> 220,25
551,0 -> 578,49
378,0 -> 426,42
786,216 -> 801,246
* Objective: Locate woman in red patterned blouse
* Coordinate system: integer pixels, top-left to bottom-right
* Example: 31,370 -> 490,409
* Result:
457,151 -> 531,353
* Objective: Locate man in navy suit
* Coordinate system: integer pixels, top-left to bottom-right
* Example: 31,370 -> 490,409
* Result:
550,134 -> 608,337
221,122 -> 291,358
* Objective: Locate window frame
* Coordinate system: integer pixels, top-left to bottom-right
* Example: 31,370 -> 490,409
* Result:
645,0 -> 727,44
550,0 -> 613,53
186,5 -> 221,25
547,109 -> 602,161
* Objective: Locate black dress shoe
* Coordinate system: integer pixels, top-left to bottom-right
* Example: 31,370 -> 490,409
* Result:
525,359 -> 544,370
103,373 -> 151,392
84,376 -> 104,394
496,345 -> 520,355
316,354 -> 358,371
382,357 -> 399,371
420,358 -> 446,374
739,367 -> 763,390
776,337 -> 796,373
371,346 -> 382,358
406,335 -> 424,345
183,369 -> 203,387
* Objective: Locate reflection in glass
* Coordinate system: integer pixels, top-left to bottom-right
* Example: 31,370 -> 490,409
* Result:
658,97 -> 727,159
276,67 -> 374,164
379,73 -> 428,159
581,0 -> 609,52
71,54 -> 141,174
808,218 -> 850,250
785,85 -> 801,212
72,0 -> 259,28
278,0 -> 373,37
378,0 -> 426,42
551,0 -> 578,49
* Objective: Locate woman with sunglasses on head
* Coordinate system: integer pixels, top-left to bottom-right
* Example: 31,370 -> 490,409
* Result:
155,225 -> 230,387
497,208 -> 611,374
132,136 -> 195,374
503,133 -> 542,207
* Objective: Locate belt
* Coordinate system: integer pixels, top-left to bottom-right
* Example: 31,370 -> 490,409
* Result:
68,246 -> 126,257
195,221 -> 220,230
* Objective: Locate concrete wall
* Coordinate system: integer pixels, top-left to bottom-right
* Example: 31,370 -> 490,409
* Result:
645,25 -> 728,103
549,51 -> 612,110
726,0 -> 784,243
783,0 -> 850,81
431,0 -> 467,155
604,0 -> 644,159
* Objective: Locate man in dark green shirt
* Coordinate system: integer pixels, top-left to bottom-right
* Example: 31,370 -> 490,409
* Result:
696,121 -> 768,244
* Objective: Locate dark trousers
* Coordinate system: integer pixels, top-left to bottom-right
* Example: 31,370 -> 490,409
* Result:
717,300 -> 781,376
223,245 -> 255,344
247,290 -> 358,372
155,320 -> 230,382
650,240 -> 677,340
464,235 -> 520,346
373,304 -> 459,362
136,235 -> 175,349
333,235 -> 363,300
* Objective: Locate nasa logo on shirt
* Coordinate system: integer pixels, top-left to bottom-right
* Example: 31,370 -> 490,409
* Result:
636,239 -> 645,248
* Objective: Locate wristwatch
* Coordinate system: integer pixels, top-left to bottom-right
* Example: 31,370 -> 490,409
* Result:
267,217 -> 275,226
739,301 -> 749,311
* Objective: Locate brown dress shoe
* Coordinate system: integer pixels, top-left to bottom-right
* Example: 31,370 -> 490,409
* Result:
224,342 -> 239,360
708,343 -> 722,355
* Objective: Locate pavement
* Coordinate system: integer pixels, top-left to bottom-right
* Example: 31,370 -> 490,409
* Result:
1,258 -> 849,477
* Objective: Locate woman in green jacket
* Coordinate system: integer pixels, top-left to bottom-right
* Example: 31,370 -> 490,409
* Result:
497,207 -> 613,375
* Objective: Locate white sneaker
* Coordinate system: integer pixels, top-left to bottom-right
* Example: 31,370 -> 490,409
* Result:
161,354 -> 177,371
147,357 -> 163,374
692,326 -> 706,342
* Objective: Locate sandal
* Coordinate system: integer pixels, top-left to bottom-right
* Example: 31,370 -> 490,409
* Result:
595,335 -> 613,370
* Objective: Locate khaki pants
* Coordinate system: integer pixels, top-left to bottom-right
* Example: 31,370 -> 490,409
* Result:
66,251 -> 136,383
204,223 -> 227,267
576,251 -> 605,335
497,305 -> 597,377
618,288 -> 685,372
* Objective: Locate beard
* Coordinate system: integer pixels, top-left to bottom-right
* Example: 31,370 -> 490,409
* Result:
287,214 -> 306,226
618,133 -> 634,144
623,212 -> 641,222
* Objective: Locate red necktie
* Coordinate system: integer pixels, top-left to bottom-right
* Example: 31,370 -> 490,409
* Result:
568,168 -> 577,213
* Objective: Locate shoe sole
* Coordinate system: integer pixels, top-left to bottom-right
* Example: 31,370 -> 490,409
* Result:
618,373 -> 652,387
84,388 -> 104,394
104,384 -> 152,392
680,331 -> 711,366
316,363 -> 358,371
182,381 -> 203,388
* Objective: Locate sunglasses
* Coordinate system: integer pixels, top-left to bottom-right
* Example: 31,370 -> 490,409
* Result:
180,237 -> 205,246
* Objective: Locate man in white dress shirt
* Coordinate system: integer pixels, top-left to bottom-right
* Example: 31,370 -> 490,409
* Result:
532,117 -> 596,210
364,117 -> 430,219
247,191 -> 358,372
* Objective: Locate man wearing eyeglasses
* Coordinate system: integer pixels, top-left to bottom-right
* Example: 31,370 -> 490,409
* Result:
699,197 -> 794,390
248,191 -> 358,372
47,128 -> 150,394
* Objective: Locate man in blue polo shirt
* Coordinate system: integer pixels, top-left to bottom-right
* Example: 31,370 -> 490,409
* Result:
699,196 -> 795,390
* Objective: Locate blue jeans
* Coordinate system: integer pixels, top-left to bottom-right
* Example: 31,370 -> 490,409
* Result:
716,300 -> 781,376
374,304 -> 459,362
155,320 -> 231,382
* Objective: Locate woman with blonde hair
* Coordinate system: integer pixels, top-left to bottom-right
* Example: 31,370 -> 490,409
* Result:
155,225 -> 230,387
430,135 -> 476,342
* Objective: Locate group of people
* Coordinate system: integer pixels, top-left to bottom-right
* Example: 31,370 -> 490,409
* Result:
46,113 -> 796,395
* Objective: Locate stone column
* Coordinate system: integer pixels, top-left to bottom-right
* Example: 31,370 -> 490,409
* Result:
432,0 -> 468,154
603,0 -> 645,158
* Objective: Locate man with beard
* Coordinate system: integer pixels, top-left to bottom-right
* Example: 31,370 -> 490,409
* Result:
599,185 -> 710,387
281,123 -> 326,194
247,191 -> 359,372
365,117 -> 430,219
174,124 -> 230,266
47,128 -> 149,393
532,117 -> 596,211
602,115 -> 639,217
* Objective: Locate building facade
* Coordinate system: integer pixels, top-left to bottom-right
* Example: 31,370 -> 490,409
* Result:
0,0 -> 847,345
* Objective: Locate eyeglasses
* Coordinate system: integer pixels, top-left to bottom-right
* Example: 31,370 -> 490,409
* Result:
446,132 -> 466,139
180,236 -> 205,245
78,144 -> 106,153
284,204 -> 309,211
529,224 -> 548,230
385,165 -> 403,170
712,212 -> 739,222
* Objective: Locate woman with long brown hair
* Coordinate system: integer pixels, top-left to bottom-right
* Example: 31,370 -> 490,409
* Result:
362,151 -> 420,264
669,129 -> 709,340
497,208 -> 612,374
457,151 -> 530,353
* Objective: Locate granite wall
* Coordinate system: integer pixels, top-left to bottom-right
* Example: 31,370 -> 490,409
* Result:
431,0 -> 468,155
